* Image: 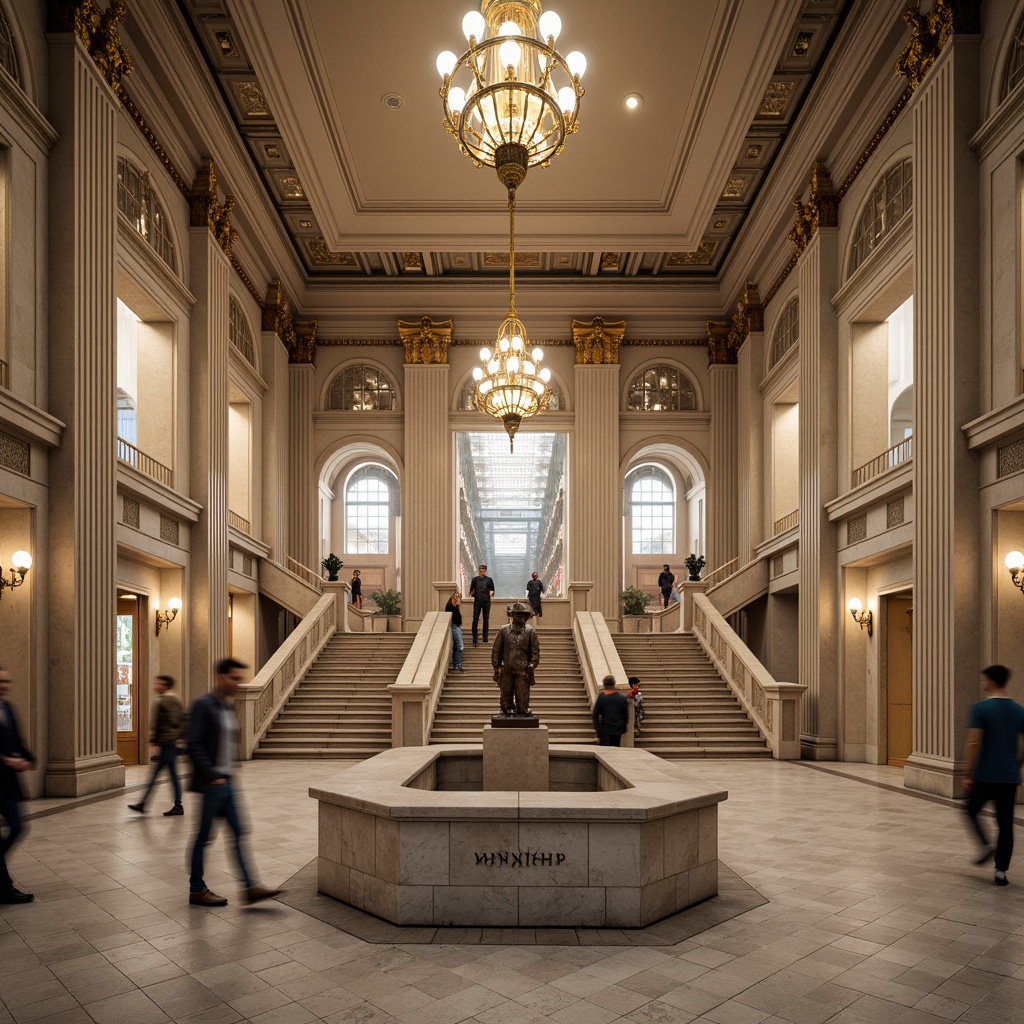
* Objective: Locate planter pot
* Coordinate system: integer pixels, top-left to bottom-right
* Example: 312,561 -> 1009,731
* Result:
384,615 -> 402,633
370,616 -> 387,633
327,574 -> 339,582
688,575 -> 702,582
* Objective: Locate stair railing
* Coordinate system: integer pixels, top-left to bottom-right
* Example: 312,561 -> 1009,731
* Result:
286,556 -> 324,592
573,611 -> 633,747
691,592 -> 806,759
236,591 -> 338,758
388,611 -> 451,746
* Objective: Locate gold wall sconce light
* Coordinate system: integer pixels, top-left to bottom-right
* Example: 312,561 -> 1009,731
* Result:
155,596 -> 182,635
1004,551 -> 1024,592
848,597 -> 873,636
0,550 -> 32,600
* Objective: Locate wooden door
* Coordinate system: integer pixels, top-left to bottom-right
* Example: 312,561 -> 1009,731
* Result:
116,595 -> 140,765
885,595 -> 913,767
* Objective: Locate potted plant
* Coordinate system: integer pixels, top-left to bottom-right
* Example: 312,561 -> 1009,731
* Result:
620,585 -> 653,631
370,588 -> 402,631
685,553 -> 706,581
321,553 -> 344,582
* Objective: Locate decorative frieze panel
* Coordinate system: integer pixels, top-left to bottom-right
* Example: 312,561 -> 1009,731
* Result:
847,515 -> 868,544
159,515 -> 179,545
122,496 -> 140,528
772,554 -> 785,578
886,497 -> 905,529
0,431 -> 30,476
997,438 -> 1024,477
243,555 -> 253,576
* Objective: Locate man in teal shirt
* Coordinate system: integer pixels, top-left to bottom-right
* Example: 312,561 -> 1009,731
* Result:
964,665 -> 1024,886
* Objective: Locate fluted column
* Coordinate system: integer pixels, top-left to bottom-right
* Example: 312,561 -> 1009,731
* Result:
905,39 -> 981,797
44,35 -> 123,795
708,365 -> 738,570
737,329 -> 764,564
571,365 -> 621,617
797,226 -> 840,759
188,228 -> 231,697
403,365 -> 452,625
288,364 -> 316,569
261,331 -> 289,562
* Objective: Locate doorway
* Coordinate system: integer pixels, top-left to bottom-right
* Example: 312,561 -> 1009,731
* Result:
885,594 -> 913,767
116,594 -> 141,765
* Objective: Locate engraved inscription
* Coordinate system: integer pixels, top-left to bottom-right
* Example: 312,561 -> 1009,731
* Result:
475,850 -> 566,867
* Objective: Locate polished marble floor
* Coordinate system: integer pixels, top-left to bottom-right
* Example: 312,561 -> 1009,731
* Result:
2,759 -> 1023,1024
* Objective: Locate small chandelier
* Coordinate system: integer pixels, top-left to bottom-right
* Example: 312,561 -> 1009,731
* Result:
437,0 -> 584,450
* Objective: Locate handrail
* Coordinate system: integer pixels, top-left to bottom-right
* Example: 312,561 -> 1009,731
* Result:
852,435 -> 913,488
702,558 -> 738,588
773,509 -> 799,536
691,592 -> 805,759
286,556 -> 324,592
236,591 -> 337,758
388,611 -> 452,746
228,510 -> 251,534
117,437 -> 172,486
573,611 -> 633,746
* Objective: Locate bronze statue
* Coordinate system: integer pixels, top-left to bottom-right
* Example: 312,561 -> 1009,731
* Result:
491,602 -> 540,716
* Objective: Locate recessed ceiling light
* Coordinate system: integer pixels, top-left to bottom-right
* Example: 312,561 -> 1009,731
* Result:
120,593 -> 138,600
382,93 -> 405,110
623,93 -> 643,111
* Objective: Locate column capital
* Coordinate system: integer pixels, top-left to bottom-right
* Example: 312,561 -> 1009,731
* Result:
398,316 -> 453,364
189,159 -> 238,260
742,281 -> 764,334
788,162 -> 839,256
571,316 -> 625,365
896,0 -> 980,92
706,320 -> 735,365
48,0 -> 133,93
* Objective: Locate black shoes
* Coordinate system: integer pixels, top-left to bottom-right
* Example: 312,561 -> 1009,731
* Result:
1,887 -> 34,904
995,871 -> 1009,886
163,804 -> 184,816
128,803 -> 145,814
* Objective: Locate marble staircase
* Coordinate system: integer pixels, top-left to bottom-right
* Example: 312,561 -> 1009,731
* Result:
429,627 -> 595,744
254,632 -> 416,758
611,633 -> 771,758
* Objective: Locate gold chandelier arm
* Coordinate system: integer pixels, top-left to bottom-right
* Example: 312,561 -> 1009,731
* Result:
508,186 -> 517,315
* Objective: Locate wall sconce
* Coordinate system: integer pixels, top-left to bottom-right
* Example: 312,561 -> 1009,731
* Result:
1005,551 -> 1024,592
848,597 -> 873,636
0,551 -> 32,600
155,597 -> 182,635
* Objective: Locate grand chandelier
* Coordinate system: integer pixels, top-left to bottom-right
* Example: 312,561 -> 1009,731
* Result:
436,0 -> 586,450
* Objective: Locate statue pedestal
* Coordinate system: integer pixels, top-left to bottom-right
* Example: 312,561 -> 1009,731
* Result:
482,723 -> 549,792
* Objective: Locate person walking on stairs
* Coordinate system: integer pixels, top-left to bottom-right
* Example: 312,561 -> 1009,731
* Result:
626,676 -> 645,737
658,565 -> 675,609
592,675 -> 630,747
469,563 -> 494,646
526,572 -> 545,618
445,590 -> 465,672
964,664 -> 1024,886
129,675 -> 185,816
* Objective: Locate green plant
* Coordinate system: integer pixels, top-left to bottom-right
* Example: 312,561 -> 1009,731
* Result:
620,586 -> 653,616
370,588 -> 402,616
321,553 -> 344,580
685,553 -> 706,580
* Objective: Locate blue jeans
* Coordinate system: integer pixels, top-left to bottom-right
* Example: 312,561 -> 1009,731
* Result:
189,779 -> 254,893
451,624 -> 464,668
140,743 -> 182,807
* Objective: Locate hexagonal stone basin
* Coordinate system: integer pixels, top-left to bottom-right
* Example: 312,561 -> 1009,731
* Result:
310,745 -> 727,928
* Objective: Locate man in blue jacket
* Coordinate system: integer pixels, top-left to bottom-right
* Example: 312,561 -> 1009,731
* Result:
187,658 -> 283,907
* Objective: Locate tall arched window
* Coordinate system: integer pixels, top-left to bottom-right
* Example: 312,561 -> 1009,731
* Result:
848,158 -> 913,275
328,365 -> 397,411
626,366 -> 696,411
1004,9 -> 1024,99
625,465 -> 675,554
0,4 -> 21,85
229,297 -> 256,366
768,297 -> 799,370
457,377 -> 562,411
116,156 -> 177,271
346,465 -> 398,554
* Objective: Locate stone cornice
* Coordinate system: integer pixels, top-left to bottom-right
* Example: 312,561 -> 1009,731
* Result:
825,462 -> 913,523
970,79 -> 1024,160
963,393 -> 1024,450
0,390 -> 66,449
0,70 -> 58,153
116,464 -> 202,523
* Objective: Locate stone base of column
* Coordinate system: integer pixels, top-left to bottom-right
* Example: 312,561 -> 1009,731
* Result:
44,755 -> 125,797
799,734 -> 837,761
904,752 -> 964,799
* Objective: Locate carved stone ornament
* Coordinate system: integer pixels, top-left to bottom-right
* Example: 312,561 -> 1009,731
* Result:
398,316 -> 454,364
291,320 -> 318,365
59,0 -> 134,93
571,316 -> 626,365
262,279 -> 301,360
189,160 -> 238,259
895,1 -> 979,91
787,161 -> 839,255
742,281 -> 764,334
706,320 -> 735,365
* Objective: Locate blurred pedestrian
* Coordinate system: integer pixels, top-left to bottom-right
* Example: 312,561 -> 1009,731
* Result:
129,675 -> 185,816
0,667 -> 34,904
592,675 -> 629,747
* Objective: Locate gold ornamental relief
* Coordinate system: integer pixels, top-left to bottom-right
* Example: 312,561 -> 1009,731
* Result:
399,316 -> 454,364
787,161 -> 838,255
571,316 -> 625,365
706,320 -> 735,365
189,160 -> 238,260
67,0 -> 133,93
895,1 -> 980,91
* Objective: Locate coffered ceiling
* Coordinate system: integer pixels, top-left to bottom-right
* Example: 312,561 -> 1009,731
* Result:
178,0 -> 850,282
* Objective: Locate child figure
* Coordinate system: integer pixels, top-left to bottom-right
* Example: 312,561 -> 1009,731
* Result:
626,676 -> 645,737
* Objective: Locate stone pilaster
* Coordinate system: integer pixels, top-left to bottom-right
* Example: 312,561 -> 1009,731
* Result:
737,330 -> 764,564
44,36 -> 123,795
708,365 -> 738,570
797,227 -> 840,759
288,364 -> 316,570
571,365 -> 621,617
261,331 -> 289,562
188,228 -> 231,698
403,365 -> 452,625
905,39 -> 981,797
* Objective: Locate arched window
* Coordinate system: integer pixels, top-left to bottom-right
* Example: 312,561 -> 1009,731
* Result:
848,158 -> 913,275
116,389 -> 137,447
625,465 -> 675,554
768,297 -> 799,370
346,465 -> 399,554
1004,9 -> 1024,99
626,366 -> 696,411
116,156 -> 177,271
457,376 -> 562,411
327,365 -> 397,411
229,297 -> 255,367
0,4 -> 21,85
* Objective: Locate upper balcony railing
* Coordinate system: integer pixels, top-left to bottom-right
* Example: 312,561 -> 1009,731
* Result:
773,509 -> 799,536
117,437 -> 172,487
851,435 -> 913,489
228,510 -> 251,534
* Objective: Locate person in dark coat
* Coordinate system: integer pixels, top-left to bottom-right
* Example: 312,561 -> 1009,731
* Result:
592,675 -> 630,746
350,569 -> 362,609
526,572 -> 545,618
469,563 -> 495,646
657,565 -> 675,608
0,667 -> 35,903
129,675 -> 185,816
186,658 -> 283,907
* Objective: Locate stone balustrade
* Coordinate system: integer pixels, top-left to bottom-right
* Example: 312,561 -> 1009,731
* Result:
388,611 -> 451,746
